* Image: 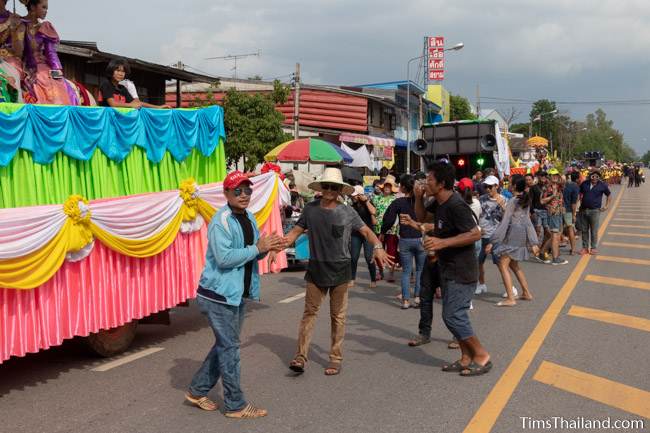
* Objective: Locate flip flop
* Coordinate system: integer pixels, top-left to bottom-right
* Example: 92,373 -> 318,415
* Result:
325,362 -> 341,376
496,301 -> 517,307
289,357 -> 305,373
460,361 -> 493,377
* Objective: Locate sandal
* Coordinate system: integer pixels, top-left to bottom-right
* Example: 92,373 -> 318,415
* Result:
289,356 -> 306,373
324,362 -> 341,376
185,392 -> 218,411
408,335 -> 431,347
460,360 -> 493,377
442,360 -> 469,372
496,300 -> 517,307
225,403 -> 268,419
447,340 -> 460,349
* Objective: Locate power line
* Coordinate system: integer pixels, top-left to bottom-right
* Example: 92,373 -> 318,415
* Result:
481,96 -> 650,106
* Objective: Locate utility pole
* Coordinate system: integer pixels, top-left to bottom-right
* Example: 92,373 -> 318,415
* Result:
476,83 -> 480,117
172,61 -> 185,108
293,63 -> 301,140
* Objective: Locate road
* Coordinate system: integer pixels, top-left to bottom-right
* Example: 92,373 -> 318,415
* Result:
0,183 -> 648,433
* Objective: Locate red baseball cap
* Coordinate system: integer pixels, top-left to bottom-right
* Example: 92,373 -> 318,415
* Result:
223,171 -> 252,190
457,177 -> 474,192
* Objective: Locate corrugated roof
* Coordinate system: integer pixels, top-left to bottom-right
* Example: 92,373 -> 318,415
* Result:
59,41 -> 219,83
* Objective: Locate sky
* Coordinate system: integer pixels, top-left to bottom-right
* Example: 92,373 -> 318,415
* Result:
40,0 -> 650,155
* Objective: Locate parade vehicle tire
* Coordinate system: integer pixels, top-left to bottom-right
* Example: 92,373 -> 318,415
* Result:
85,321 -> 138,357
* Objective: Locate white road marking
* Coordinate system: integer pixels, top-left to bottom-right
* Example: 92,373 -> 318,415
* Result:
278,293 -> 306,304
91,347 -> 165,372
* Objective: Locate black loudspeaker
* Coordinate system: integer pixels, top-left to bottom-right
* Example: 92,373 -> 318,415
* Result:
413,139 -> 431,156
480,134 -> 497,152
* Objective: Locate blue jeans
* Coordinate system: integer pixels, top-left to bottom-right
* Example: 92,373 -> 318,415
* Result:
189,297 -> 247,412
399,238 -> 426,299
441,279 -> 475,341
350,235 -> 377,282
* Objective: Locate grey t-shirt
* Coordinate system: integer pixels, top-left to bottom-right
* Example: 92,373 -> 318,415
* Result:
297,200 -> 365,287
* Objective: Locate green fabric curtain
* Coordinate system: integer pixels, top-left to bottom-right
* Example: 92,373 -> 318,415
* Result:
1,143 -> 226,208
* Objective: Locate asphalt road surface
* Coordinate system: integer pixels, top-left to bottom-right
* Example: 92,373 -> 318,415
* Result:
1,183 -> 648,433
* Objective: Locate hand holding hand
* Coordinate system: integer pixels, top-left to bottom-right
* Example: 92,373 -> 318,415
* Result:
257,234 -> 283,254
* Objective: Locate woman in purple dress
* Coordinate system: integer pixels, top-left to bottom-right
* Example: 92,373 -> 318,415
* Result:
21,0 -> 78,105
0,0 -> 26,102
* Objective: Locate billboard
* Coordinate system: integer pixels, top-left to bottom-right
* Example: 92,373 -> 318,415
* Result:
426,84 -> 450,122
426,36 -> 444,82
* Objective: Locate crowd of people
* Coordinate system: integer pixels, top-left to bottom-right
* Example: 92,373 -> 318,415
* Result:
0,0 -> 169,108
177,154 -> 626,419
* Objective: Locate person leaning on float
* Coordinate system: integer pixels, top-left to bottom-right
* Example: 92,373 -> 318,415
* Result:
98,58 -> 171,109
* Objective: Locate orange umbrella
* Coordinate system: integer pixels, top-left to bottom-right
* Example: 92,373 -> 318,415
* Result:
526,136 -> 549,148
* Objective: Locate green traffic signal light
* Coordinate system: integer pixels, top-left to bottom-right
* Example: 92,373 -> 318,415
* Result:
477,157 -> 485,166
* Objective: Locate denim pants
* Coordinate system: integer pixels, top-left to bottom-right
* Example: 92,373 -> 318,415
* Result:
189,296 -> 246,412
399,238 -> 426,299
350,234 -> 377,282
580,209 -> 601,249
418,261 -> 440,338
441,279 -> 475,341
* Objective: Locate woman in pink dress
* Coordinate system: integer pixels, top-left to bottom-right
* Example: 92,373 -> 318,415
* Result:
22,0 -> 78,105
0,0 -> 26,102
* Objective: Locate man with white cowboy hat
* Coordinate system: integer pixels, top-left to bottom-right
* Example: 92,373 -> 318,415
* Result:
283,167 -> 393,376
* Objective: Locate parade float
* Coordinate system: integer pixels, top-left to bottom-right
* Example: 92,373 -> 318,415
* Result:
0,103 -> 289,363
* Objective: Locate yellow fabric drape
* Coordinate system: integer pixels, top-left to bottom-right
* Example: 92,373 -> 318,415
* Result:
0,176 -> 282,290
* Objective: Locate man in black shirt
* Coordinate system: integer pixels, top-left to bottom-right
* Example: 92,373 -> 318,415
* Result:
414,161 -> 492,376
350,186 -> 378,288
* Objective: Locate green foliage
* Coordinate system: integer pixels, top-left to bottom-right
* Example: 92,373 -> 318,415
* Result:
449,94 -> 476,121
640,150 -> 650,164
573,109 -> 637,162
529,99 -> 558,139
192,80 -> 292,171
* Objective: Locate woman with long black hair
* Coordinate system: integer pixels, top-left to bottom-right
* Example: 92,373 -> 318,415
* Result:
485,178 -> 539,307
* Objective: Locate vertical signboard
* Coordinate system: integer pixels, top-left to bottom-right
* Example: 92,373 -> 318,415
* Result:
426,36 -> 445,82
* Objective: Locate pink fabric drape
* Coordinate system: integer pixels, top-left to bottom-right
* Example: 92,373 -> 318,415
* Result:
0,204 -> 287,364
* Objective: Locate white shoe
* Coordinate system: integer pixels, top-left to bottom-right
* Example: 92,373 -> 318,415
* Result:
469,301 -> 474,310
475,283 -> 488,295
502,286 -> 519,298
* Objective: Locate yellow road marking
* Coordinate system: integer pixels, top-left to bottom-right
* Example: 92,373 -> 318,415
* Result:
585,275 -> 650,291
596,255 -> 650,266
568,305 -> 650,333
461,185 -> 624,433
610,224 -> 650,229
533,361 -> 650,418
602,241 -> 650,250
608,232 -> 650,238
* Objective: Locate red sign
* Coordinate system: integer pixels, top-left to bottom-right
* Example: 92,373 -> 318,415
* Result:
426,36 -> 445,82
428,37 -> 444,48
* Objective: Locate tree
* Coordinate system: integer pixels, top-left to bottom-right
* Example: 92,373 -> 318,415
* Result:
497,106 -> 522,128
530,99 -> 558,139
449,94 -> 476,121
641,150 -> 650,165
193,80 -> 291,170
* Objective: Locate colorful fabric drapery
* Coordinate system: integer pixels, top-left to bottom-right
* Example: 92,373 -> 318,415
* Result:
0,103 -> 226,166
0,173 -> 290,290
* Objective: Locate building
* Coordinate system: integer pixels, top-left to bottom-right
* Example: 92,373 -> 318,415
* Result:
165,78 -> 428,174
58,41 -> 217,106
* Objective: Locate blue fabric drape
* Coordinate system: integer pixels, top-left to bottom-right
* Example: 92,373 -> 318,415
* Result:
0,103 -> 226,167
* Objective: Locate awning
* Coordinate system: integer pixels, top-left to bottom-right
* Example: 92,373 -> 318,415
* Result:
339,133 -> 395,147
339,133 -> 395,160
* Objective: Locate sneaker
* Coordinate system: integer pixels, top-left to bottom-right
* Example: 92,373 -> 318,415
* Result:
469,301 -> 474,310
412,297 -> 421,308
401,300 -> 410,309
532,255 -> 551,264
552,257 -> 569,265
475,283 -> 488,295
502,286 -> 518,298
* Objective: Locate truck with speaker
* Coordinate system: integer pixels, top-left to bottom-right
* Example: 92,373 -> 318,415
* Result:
413,119 -> 502,177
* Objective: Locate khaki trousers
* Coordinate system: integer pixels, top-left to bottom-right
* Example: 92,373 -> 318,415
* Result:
295,282 -> 349,364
